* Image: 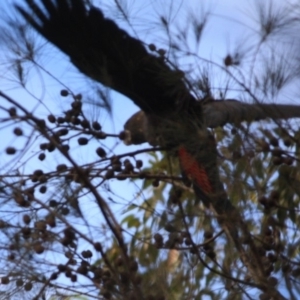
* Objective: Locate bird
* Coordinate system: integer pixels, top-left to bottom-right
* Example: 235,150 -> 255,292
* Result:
16,3 -> 300,297
16,0 -> 300,216
124,101 -> 300,145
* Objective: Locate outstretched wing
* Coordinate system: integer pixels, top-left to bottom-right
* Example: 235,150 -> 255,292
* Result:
204,100 -> 300,127
16,0 -> 194,114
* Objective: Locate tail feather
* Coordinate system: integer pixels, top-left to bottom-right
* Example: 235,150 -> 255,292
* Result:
178,144 -> 234,213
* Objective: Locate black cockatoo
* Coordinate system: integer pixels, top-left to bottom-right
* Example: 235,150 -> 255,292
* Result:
16,0 -> 300,215
124,102 -> 300,145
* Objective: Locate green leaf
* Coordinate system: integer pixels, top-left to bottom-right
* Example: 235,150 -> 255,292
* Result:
122,215 -> 141,228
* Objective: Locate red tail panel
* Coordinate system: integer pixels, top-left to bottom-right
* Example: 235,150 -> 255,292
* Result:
178,146 -> 213,194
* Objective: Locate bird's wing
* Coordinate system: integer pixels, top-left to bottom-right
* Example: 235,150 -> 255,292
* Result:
204,100 -> 300,128
16,0 -> 194,114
